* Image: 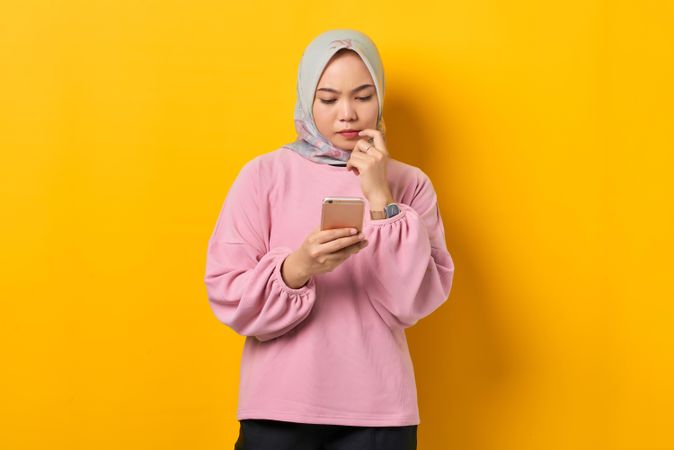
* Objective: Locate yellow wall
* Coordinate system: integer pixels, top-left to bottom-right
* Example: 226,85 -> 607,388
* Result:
1,1 -> 672,449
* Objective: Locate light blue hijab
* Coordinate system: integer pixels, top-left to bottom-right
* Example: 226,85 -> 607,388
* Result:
282,29 -> 387,165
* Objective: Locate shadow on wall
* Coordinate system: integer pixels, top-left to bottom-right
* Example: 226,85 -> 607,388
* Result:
386,86 -> 522,449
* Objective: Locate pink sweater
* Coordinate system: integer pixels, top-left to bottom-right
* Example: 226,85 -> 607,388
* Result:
204,147 -> 455,426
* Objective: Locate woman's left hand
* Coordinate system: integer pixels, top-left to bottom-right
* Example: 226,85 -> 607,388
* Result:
346,128 -> 394,207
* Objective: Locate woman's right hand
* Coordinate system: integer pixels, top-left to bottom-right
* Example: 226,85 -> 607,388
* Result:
281,226 -> 368,288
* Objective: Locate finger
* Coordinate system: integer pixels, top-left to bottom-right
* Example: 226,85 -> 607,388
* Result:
357,129 -> 388,155
357,138 -> 379,156
353,139 -> 373,154
348,149 -> 367,162
315,227 -> 359,244
348,149 -> 371,169
346,157 -> 363,174
329,239 -> 367,260
353,140 -> 381,161
346,238 -> 369,254
321,234 -> 365,254
357,129 -> 376,146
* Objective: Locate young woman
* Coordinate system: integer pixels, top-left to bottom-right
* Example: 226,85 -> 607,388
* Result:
204,28 -> 455,450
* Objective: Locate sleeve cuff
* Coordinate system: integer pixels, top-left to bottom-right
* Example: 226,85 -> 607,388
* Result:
364,203 -> 410,228
271,247 -> 317,295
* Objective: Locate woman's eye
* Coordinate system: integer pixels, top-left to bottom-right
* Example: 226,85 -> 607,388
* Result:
319,95 -> 373,105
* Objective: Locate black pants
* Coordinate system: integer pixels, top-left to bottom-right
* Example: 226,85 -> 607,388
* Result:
234,419 -> 417,450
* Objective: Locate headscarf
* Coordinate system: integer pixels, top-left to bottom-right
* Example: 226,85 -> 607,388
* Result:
282,29 -> 387,165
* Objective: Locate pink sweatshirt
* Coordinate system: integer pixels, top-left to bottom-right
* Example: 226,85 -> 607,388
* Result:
204,147 -> 455,427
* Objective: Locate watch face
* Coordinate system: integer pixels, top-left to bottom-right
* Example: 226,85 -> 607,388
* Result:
385,203 -> 400,217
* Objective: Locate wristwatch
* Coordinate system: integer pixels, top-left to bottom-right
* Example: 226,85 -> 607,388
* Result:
370,202 -> 401,220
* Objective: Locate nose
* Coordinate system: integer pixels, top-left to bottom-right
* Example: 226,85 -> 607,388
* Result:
337,99 -> 357,122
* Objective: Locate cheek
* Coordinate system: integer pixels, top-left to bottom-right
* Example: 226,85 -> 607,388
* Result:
370,99 -> 380,115
369,103 -> 379,117
363,102 -> 379,123
312,103 -> 331,124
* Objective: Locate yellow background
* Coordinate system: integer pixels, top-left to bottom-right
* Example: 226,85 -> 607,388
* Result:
1,1 -> 672,449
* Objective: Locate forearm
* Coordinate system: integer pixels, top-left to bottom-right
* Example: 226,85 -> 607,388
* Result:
205,244 -> 317,341
368,192 -> 395,212
281,251 -> 311,289
356,202 -> 454,330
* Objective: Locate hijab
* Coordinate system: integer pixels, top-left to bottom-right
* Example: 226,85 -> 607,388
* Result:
282,29 -> 387,165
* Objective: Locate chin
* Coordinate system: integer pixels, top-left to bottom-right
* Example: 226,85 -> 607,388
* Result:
332,140 -> 356,151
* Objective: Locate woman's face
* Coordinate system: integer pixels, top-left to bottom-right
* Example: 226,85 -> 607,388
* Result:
312,49 -> 379,151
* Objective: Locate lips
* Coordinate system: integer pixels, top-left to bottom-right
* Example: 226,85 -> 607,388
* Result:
338,130 -> 360,139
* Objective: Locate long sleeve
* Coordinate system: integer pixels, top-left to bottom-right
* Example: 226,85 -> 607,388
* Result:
204,158 -> 318,342
358,168 -> 455,330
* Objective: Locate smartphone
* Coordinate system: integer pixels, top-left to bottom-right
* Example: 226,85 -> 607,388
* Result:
321,197 -> 364,232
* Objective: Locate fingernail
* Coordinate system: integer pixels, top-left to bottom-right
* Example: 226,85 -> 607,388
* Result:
351,228 -> 357,234
358,233 -> 365,239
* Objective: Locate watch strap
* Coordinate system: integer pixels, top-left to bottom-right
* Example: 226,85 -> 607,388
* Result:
370,209 -> 386,220
370,202 -> 399,220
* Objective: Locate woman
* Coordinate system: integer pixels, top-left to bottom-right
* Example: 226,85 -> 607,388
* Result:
204,28 -> 455,450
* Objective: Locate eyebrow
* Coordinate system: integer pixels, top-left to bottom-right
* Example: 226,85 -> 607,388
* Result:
316,84 -> 375,94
